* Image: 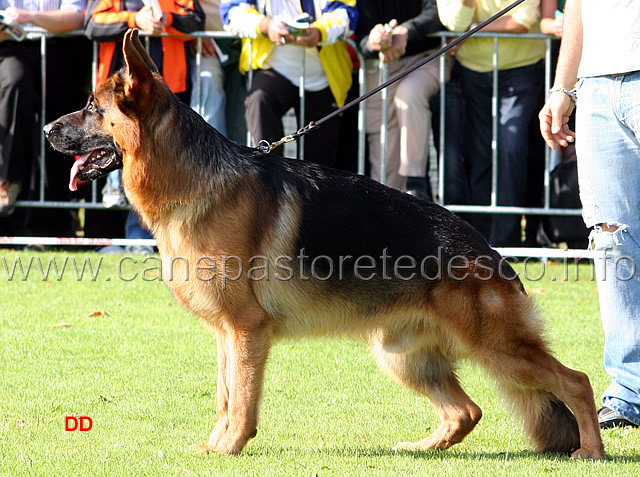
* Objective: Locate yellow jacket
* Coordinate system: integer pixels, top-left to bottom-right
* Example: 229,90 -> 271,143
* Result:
221,0 -> 357,107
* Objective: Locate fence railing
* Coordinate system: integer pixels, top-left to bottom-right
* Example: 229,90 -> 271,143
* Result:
5,29 -> 583,256
433,31 -> 565,217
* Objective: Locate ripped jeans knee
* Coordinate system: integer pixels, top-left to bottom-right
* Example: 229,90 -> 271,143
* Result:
590,223 -> 639,282
590,222 -> 640,418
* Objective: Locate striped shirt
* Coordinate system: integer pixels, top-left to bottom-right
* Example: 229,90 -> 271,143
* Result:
0,0 -> 86,13
0,0 -> 86,39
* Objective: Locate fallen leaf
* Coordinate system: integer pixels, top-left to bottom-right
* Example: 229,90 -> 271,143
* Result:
51,323 -> 72,328
526,288 -> 547,294
7,418 -> 26,428
88,311 -> 109,318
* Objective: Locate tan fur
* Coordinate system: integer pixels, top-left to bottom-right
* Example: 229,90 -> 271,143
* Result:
44,29 -> 605,459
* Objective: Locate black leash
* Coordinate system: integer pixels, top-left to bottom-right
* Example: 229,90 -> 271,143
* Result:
257,0 -> 527,154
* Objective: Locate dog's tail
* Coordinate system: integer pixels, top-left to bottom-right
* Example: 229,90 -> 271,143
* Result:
502,386 -> 580,454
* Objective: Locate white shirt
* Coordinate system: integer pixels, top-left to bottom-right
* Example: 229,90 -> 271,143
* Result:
579,0 -> 640,77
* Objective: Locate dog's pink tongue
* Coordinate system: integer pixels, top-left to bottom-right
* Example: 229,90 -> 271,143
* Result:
69,154 -> 90,191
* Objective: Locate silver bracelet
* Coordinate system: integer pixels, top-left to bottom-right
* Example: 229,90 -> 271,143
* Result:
549,87 -> 577,103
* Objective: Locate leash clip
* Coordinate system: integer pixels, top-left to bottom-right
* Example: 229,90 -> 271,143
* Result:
257,121 -> 318,154
257,140 -> 274,154
257,136 -> 294,154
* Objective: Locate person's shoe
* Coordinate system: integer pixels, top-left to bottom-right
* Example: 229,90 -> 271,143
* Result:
598,406 -> 640,429
0,180 -> 21,216
97,245 -> 126,254
125,245 -> 155,255
102,181 -> 127,208
24,244 -> 50,252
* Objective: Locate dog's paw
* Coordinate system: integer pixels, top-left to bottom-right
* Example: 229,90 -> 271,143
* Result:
393,433 -> 454,452
393,441 -> 413,451
190,442 -> 245,455
393,441 -> 432,452
570,447 -> 606,460
190,444 -> 217,455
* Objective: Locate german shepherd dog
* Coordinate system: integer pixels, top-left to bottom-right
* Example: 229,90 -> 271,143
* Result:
44,29 -> 604,458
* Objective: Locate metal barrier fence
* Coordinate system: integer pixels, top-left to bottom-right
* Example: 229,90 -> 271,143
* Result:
4,29 -> 584,256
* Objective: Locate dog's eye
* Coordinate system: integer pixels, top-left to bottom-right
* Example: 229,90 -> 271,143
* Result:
84,96 -> 104,116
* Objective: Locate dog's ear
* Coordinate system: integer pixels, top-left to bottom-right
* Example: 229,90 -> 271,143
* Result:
122,29 -> 158,97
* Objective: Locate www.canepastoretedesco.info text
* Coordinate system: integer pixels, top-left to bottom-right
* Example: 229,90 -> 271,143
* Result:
0,251 -> 614,284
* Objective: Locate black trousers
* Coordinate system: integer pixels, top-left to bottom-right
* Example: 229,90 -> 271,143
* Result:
0,41 -> 38,183
0,37 -> 92,236
245,69 -> 341,167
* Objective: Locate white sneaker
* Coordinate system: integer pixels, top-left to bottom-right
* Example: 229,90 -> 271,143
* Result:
101,181 -> 127,208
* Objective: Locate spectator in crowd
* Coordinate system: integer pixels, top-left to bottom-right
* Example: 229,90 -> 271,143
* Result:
187,0 -> 246,144
540,0 -> 640,429
0,0 -> 91,239
85,0 -> 204,251
539,0 -> 563,38
220,0 -> 358,167
86,0 -> 204,99
355,0 -> 446,199
437,0 -> 546,247
430,56 -> 471,207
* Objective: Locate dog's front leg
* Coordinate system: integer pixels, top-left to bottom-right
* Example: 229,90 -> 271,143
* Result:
195,307 -> 273,455
206,327 -> 231,448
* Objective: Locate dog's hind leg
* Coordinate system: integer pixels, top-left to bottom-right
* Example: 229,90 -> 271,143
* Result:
194,307 -> 273,455
372,341 -> 482,451
456,286 -> 604,459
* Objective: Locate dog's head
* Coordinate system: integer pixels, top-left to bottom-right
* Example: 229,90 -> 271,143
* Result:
43,29 -> 161,190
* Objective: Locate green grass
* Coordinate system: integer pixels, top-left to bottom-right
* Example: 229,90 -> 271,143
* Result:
1,251 -> 640,476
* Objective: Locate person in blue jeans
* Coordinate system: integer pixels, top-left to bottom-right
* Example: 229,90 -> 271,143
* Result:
187,0 -> 247,144
540,0 -> 640,429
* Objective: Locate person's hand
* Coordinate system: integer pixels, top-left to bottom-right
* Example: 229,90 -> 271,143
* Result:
135,6 -> 167,36
379,24 -> 408,64
3,7 -> 32,25
367,19 -> 396,52
539,91 -> 575,150
261,17 -> 293,45
0,8 -> 28,43
294,27 -> 320,47
188,37 -> 216,58
540,15 -> 564,38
